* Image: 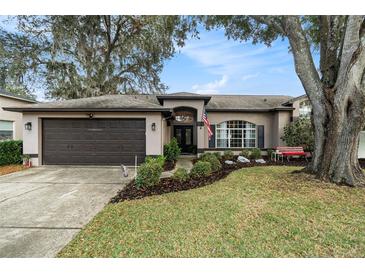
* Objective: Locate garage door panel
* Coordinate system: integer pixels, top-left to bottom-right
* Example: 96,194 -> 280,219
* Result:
42,118 -> 146,165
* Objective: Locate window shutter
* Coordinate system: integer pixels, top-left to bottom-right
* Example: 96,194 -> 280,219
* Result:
209,124 -> 216,148
257,125 -> 264,148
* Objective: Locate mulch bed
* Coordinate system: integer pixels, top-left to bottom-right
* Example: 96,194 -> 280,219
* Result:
110,158 -> 308,204
163,160 -> 176,171
0,165 -> 28,176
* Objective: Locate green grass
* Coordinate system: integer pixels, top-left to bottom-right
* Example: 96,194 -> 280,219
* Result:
58,166 -> 365,257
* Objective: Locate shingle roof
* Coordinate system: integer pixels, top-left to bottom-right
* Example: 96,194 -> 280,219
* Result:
283,94 -> 307,105
4,93 -> 294,112
0,88 -> 36,103
206,95 -> 293,111
4,94 -> 166,111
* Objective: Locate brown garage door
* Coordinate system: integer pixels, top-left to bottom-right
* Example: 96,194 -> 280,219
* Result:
42,118 -> 146,165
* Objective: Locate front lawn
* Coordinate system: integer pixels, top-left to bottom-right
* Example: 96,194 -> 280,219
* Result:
58,166 -> 365,257
0,164 -> 26,176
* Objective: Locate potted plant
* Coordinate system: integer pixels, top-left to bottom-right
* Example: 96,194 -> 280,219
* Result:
22,154 -> 32,167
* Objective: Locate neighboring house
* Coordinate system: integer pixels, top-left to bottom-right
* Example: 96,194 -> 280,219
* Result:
3,92 -> 314,166
0,89 -> 36,141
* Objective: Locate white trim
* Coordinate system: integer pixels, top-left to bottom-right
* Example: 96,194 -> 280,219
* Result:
0,119 -> 14,140
215,120 -> 257,149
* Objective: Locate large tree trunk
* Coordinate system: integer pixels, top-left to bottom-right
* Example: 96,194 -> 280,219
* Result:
309,85 -> 365,186
282,15 -> 365,186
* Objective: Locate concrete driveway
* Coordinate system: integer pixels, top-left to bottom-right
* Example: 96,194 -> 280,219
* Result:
0,166 -> 133,258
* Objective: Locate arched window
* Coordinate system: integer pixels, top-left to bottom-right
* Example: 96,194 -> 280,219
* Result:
174,110 -> 194,124
216,120 -> 256,148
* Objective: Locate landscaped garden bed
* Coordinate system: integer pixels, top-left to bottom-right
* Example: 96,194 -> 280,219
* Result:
111,144 -> 365,204
110,156 -> 308,203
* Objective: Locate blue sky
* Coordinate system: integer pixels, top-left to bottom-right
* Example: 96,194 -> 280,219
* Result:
162,28 -> 307,97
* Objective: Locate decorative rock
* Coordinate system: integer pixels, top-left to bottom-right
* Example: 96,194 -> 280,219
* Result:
237,156 -> 250,163
255,159 -> 266,164
224,160 -> 235,165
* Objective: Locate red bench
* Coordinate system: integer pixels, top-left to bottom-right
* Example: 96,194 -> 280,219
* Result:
274,146 -> 308,162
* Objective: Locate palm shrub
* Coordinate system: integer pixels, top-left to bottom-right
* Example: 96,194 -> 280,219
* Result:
249,148 -> 262,159
163,137 -> 181,162
145,155 -> 165,168
240,149 -> 250,158
223,150 -> 234,160
135,161 -> 163,188
190,161 -> 212,179
200,153 -> 221,172
172,168 -> 190,183
213,152 -> 222,160
0,140 -> 23,166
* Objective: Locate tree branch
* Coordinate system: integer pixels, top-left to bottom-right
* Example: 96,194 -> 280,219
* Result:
251,16 -> 285,34
336,16 -> 364,87
282,16 -> 322,101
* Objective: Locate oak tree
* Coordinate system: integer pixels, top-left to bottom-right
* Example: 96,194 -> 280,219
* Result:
203,16 -> 365,186
0,16 -> 192,99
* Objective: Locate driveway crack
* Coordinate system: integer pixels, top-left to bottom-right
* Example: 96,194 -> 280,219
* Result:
0,185 -> 51,204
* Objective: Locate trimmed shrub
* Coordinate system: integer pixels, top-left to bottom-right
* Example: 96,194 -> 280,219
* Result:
240,149 -> 250,158
223,150 -> 234,160
163,137 -> 181,162
145,155 -> 165,168
135,161 -> 163,188
213,152 -> 222,160
0,140 -> 23,166
190,161 -> 212,179
172,168 -> 190,183
281,117 -> 314,152
200,153 -> 221,172
249,148 -> 262,159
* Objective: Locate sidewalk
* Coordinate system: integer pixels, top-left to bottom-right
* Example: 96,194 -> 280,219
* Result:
160,156 -> 195,178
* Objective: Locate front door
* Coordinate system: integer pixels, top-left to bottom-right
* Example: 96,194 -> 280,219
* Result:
174,125 -> 194,154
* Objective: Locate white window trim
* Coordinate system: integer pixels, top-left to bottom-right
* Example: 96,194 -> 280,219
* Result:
0,120 -> 14,141
215,121 -> 257,148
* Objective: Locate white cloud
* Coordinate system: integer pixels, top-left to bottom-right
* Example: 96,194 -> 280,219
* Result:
192,75 -> 228,94
179,30 -> 293,94
241,73 -> 260,81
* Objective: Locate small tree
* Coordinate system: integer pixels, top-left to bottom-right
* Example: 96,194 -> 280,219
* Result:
281,117 -> 314,152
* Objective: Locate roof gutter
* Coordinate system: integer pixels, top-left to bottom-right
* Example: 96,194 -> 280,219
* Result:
0,94 -> 37,103
3,107 -> 172,113
206,107 -> 295,112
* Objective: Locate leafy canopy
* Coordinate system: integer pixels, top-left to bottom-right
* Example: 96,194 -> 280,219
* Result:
0,16 -> 194,99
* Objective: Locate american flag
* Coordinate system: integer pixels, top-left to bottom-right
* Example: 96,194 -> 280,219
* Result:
202,110 -> 213,140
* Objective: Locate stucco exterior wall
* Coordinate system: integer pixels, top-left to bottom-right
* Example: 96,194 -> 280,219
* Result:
204,110 -> 293,149
22,111 -> 163,166
162,99 -> 206,149
204,112 -> 275,149
272,110 -> 292,146
0,96 -> 33,140
292,96 -> 310,118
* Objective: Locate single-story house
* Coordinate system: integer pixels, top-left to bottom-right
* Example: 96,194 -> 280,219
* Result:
3,91 -> 358,166
0,89 -> 36,141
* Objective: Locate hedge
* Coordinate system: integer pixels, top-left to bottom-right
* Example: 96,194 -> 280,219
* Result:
0,140 -> 23,166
